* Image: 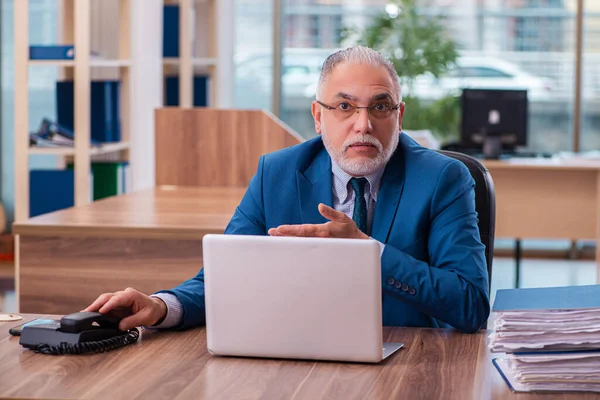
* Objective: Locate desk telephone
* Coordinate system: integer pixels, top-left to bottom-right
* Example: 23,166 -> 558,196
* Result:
18,312 -> 139,355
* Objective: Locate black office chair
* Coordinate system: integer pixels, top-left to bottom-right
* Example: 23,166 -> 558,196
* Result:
437,150 -> 496,290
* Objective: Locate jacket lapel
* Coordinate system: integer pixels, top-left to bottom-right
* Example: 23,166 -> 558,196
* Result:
371,137 -> 406,243
296,148 -> 333,224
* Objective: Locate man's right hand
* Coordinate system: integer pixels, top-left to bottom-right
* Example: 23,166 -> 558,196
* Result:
84,287 -> 167,331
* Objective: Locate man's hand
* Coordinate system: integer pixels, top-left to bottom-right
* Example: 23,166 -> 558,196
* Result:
268,203 -> 369,239
83,287 -> 167,331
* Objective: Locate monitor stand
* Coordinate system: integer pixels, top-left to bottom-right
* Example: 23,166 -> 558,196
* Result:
482,136 -> 503,159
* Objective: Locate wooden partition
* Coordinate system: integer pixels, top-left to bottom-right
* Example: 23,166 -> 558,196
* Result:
155,108 -> 305,187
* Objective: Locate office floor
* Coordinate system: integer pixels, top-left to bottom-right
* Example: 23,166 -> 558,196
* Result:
0,258 -> 596,315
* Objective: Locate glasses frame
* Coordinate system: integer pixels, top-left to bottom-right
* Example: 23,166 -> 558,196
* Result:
316,100 -> 403,119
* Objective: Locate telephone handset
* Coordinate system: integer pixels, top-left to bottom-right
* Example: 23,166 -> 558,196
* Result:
19,311 -> 139,355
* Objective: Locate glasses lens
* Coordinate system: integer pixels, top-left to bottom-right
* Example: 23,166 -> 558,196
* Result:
334,102 -> 356,120
371,103 -> 392,119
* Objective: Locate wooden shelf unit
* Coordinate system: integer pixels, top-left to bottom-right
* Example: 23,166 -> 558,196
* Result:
14,0 -> 132,222
28,142 -> 130,157
28,59 -> 132,68
163,0 -> 218,107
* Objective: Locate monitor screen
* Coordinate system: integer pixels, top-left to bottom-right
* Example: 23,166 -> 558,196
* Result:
460,89 -> 528,150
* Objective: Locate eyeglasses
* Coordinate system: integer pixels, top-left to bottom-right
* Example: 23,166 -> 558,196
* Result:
316,100 -> 402,120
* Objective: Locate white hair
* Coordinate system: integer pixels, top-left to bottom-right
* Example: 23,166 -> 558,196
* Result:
316,46 -> 402,101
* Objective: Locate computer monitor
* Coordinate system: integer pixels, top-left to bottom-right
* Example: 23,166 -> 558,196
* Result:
460,89 -> 528,157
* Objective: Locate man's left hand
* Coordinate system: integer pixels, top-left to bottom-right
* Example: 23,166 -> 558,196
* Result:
268,203 -> 369,240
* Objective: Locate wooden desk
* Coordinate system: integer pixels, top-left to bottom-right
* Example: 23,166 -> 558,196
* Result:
3,315 -> 598,400
13,157 -> 600,314
482,158 -> 600,281
12,186 -> 245,314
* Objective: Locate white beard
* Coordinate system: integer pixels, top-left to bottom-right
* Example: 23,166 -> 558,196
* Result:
321,123 -> 400,176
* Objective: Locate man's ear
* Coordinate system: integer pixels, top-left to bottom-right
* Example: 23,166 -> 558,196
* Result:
311,101 -> 323,135
398,102 -> 405,131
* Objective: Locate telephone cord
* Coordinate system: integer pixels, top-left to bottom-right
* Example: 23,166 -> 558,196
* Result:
35,328 -> 140,355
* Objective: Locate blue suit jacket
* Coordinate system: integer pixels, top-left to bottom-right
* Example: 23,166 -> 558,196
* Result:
159,133 -> 490,333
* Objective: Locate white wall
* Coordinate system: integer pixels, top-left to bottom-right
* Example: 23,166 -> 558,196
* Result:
129,0 -> 163,191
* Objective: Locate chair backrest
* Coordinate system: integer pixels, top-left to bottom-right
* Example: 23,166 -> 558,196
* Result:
437,150 -> 496,290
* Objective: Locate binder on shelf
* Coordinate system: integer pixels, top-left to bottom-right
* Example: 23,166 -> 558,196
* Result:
162,4 -> 196,58
165,75 -> 209,107
93,161 -> 128,200
56,80 -> 121,143
28,170 -> 86,217
30,169 -> 94,217
30,170 -> 74,218
29,45 -> 74,60
67,161 -> 129,200
163,5 -> 179,57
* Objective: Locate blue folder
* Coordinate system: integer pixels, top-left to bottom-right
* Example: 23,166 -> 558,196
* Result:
56,80 -> 121,143
163,5 -> 179,57
164,75 -> 209,106
30,45 -> 74,60
493,284 -> 600,312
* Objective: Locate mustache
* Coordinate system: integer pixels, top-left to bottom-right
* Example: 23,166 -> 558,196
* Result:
342,135 -> 383,154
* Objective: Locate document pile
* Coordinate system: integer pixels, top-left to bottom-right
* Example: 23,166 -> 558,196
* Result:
489,284 -> 600,393
29,119 -> 102,148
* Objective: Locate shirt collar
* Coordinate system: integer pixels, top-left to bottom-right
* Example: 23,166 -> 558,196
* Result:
331,159 -> 385,203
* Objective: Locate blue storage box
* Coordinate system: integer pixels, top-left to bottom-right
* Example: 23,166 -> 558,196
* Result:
29,45 -> 74,60
29,169 -> 75,217
163,5 -> 179,57
56,80 -> 121,143
165,75 -> 209,106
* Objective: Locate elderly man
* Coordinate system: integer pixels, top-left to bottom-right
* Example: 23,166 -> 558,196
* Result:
86,46 -> 490,333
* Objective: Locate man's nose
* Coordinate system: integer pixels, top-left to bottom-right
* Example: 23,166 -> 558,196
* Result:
353,108 -> 373,134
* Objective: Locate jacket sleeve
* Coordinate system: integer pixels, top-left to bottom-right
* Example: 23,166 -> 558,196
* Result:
381,160 -> 490,333
155,156 -> 267,330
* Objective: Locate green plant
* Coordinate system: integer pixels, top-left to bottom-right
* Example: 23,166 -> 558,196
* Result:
401,95 -> 461,142
339,0 -> 461,141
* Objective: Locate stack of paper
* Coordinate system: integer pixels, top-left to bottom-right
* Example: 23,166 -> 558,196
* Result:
489,284 -> 600,393
489,309 -> 600,353
494,352 -> 600,392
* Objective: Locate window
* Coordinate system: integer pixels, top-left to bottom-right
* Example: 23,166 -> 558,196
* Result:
233,0 -> 587,153
580,5 -> 600,151
460,67 -> 512,79
234,0 -> 274,111
270,0 -> 577,152
284,65 -> 311,76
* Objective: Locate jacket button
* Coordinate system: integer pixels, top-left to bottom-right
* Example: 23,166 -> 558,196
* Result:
387,277 -> 395,285
401,283 -> 409,292
394,281 -> 402,289
408,288 -> 416,295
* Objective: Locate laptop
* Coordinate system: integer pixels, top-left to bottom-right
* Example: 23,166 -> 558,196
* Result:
202,234 -> 404,363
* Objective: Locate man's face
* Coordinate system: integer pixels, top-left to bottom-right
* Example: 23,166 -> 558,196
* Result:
311,62 -> 405,176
